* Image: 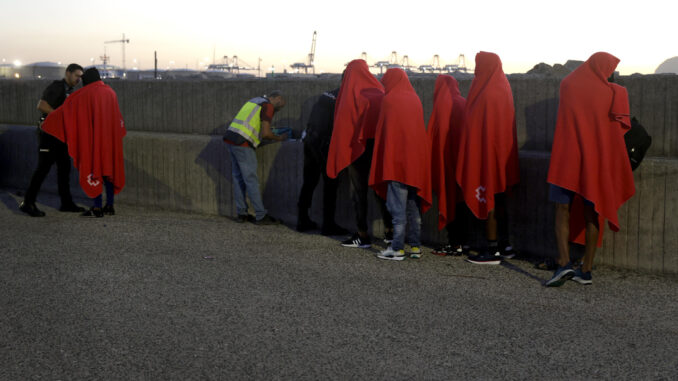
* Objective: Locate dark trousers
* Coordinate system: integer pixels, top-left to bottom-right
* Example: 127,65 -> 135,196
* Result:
493,192 -> 510,245
446,202 -> 470,246
297,142 -> 339,226
24,131 -> 74,206
93,179 -> 115,208
348,141 -> 392,233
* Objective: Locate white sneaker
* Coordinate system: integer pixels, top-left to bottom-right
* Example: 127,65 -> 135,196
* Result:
377,247 -> 405,261
408,246 -> 422,259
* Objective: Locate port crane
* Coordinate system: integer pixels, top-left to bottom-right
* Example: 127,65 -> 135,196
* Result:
290,31 -> 317,74
105,33 -> 130,75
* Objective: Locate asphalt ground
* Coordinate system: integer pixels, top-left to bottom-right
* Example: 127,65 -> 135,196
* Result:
1,188 -> 677,380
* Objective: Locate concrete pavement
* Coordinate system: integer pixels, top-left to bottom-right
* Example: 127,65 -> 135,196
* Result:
1,188 -> 677,380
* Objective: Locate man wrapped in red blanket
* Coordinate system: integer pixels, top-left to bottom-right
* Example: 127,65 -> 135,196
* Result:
545,52 -> 635,287
42,67 -> 126,218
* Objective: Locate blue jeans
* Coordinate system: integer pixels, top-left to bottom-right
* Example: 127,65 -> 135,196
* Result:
548,184 -> 594,206
229,144 -> 267,220
385,181 -> 421,251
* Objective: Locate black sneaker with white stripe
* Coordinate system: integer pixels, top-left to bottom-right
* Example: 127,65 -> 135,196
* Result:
341,233 -> 372,248
466,251 -> 502,265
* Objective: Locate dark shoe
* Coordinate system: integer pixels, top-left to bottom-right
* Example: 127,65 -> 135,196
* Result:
59,203 -> 85,213
500,245 -> 517,259
432,244 -> 454,256
432,244 -> 467,256
81,207 -> 104,218
296,217 -> 318,232
571,268 -> 593,285
466,251 -> 502,265
545,264 -> 575,287
255,215 -> 280,225
236,214 -> 255,223
321,223 -> 349,236
535,257 -> 558,271
19,201 -> 45,217
102,204 -> 115,216
341,233 -> 372,248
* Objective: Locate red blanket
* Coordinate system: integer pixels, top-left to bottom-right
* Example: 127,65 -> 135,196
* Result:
547,52 -> 635,245
428,75 -> 467,230
326,59 -> 384,178
42,81 -> 126,198
455,52 -> 520,219
369,68 -> 432,212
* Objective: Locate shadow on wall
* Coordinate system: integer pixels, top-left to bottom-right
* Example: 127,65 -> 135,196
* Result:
513,97 -> 559,258
0,126 -> 87,206
194,131 -> 233,217
521,97 -> 559,152
0,127 -> 40,190
120,156 -> 196,213
269,94 -> 321,139
260,140 -> 390,234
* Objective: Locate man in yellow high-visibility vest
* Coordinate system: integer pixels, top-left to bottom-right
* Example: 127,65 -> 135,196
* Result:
223,90 -> 287,224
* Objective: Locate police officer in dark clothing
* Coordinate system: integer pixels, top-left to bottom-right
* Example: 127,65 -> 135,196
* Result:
19,63 -> 85,217
297,89 -> 348,236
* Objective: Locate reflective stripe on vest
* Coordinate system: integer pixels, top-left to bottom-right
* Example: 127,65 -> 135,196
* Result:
228,101 -> 263,147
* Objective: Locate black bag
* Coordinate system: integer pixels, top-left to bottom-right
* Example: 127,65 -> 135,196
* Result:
624,117 -> 652,171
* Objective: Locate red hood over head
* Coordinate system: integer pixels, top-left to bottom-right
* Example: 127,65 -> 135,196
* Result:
326,59 -> 384,178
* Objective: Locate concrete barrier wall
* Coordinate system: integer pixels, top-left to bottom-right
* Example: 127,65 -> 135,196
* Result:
1,75 -> 677,274
2,76 -> 677,156
2,125 -> 677,274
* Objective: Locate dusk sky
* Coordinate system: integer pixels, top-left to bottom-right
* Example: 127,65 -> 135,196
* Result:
1,0 -> 675,75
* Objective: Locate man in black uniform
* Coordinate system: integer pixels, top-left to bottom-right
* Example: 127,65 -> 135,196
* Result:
296,89 -> 348,236
19,63 -> 85,217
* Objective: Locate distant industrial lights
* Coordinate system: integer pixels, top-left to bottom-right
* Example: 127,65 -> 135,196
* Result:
14,73 -> 20,79
13,60 -> 21,67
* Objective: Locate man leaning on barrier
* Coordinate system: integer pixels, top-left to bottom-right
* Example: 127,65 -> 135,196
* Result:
223,90 -> 287,225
